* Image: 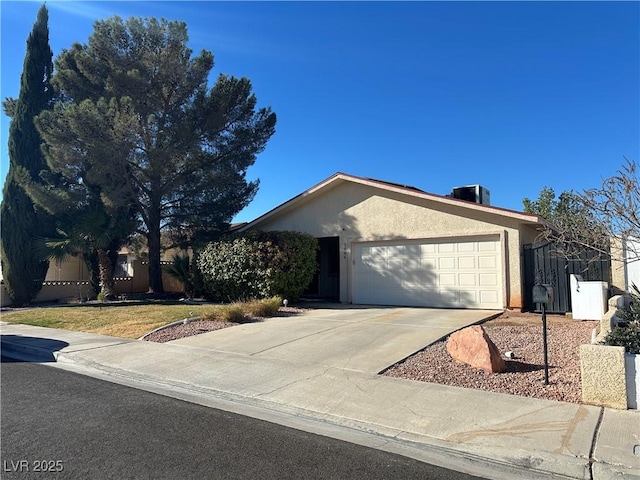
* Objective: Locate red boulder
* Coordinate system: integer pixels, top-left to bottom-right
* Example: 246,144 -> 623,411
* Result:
446,325 -> 506,373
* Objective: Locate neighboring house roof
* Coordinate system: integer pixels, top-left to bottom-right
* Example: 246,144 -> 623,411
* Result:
229,222 -> 248,232
239,172 -> 546,231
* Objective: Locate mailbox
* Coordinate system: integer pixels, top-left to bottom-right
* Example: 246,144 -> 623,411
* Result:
533,284 -> 554,305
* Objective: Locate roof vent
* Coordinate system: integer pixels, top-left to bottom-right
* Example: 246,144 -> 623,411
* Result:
451,185 -> 490,205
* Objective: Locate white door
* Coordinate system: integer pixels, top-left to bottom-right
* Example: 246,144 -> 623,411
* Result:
353,237 -> 503,309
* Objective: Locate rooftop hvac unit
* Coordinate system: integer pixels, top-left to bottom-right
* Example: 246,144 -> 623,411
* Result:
451,185 -> 490,205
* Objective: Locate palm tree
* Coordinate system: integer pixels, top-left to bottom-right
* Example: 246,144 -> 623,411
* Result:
39,204 -> 134,300
164,252 -> 194,298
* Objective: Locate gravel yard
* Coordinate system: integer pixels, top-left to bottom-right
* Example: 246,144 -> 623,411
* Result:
142,306 -> 306,343
384,312 -> 598,404
144,307 -> 598,404
143,319 -> 237,343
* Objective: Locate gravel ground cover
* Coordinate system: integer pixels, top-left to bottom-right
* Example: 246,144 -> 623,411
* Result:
384,312 -> 599,403
142,306 -> 306,343
143,319 -> 237,342
143,307 -> 598,404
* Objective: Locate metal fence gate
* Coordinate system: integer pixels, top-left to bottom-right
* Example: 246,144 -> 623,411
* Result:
523,243 -> 611,313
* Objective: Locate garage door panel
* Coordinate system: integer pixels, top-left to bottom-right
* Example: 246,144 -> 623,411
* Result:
439,288 -> 461,306
479,273 -> 498,286
456,289 -> 477,305
421,244 -> 437,254
479,256 -> 497,269
459,273 -> 477,286
404,257 -> 421,270
457,242 -> 476,253
353,238 -> 503,309
438,243 -> 456,253
438,257 -> 456,269
388,258 -> 403,271
480,290 -> 499,304
458,256 -> 476,269
478,241 -> 497,252
421,257 -> 437,269
439,273 -> 456,286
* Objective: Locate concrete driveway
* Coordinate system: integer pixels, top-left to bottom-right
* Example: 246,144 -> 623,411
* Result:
169,306 -> 501,373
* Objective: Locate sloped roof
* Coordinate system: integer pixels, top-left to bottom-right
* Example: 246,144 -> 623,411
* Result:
239,172 -> 545,231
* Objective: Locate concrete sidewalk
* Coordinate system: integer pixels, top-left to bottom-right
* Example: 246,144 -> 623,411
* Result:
1,320 -> 638,480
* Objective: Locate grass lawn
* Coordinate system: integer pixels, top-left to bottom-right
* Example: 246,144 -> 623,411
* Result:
1,303 -> 217,339
1,297 -> 283,339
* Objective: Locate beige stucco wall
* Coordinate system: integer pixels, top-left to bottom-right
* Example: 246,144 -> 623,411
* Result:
45,257 -> 90,282
609,237 -> 628,295
0,257 -> 184,306
253,182 -> 534,309
580,344 -> 627,409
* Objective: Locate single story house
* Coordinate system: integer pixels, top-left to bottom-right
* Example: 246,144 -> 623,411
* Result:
238,172 -> 547,310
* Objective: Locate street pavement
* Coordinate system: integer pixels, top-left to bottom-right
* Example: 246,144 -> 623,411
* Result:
1,306 -> 638,480
2,357 -> 482,480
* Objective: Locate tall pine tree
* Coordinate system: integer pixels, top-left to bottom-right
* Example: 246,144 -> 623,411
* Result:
1,5 -> 55,305
36,16 -> 276,293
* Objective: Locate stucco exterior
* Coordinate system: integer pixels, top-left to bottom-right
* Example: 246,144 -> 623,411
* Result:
609,237 -> 640,294
240,174 -> 543,309
580,344 -> 628,409
45,257 -> 90,282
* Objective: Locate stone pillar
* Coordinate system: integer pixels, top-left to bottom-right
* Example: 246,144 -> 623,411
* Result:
580,344 -> 627,409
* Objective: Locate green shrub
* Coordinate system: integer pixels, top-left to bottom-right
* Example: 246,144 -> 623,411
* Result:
195,231 -> 318,301
603,322 -> 640,354
196,237 -> 276,301
603,283 -> 640,354
251,231 -> 318,301
618,284 -> 640,324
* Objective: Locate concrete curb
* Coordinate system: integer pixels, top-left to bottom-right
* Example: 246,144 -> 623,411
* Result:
2,319 -> 638,480
51,349 -> 587,480
0,337 -> 596,480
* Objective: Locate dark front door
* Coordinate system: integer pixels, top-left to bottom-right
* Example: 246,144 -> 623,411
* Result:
305,237 -> 340,300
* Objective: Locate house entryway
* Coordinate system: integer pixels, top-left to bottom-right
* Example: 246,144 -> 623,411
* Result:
304,237 -> 340,301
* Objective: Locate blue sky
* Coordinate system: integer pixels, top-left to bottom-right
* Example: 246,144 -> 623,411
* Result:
1,1 -> 638,223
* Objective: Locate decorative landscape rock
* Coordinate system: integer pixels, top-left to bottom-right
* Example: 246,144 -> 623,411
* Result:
446,325 -> 506,373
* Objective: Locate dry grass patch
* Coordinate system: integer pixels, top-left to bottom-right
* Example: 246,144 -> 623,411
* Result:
2,297 -> 287,339
241,296 -> 282,317
1,303 -> 212,339
201,296 -> 282,323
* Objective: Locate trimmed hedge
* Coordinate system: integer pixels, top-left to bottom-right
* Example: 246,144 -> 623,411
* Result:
196,231 -> 318,301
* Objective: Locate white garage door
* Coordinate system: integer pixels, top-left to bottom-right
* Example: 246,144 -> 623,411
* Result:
353,237 -> 503,309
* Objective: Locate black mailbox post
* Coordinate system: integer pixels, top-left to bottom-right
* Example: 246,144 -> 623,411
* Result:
533,284 -> 553,385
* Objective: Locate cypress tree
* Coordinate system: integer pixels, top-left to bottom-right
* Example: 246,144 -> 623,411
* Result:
1,5 -> 55,305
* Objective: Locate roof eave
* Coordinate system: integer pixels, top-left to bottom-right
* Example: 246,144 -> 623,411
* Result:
238,172 -> 545,232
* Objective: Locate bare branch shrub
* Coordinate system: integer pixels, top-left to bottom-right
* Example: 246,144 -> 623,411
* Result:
534,159 -> 639,265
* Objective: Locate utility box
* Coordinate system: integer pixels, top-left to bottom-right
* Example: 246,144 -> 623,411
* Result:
570,274 -> 609,321
451,185 -> 491,205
